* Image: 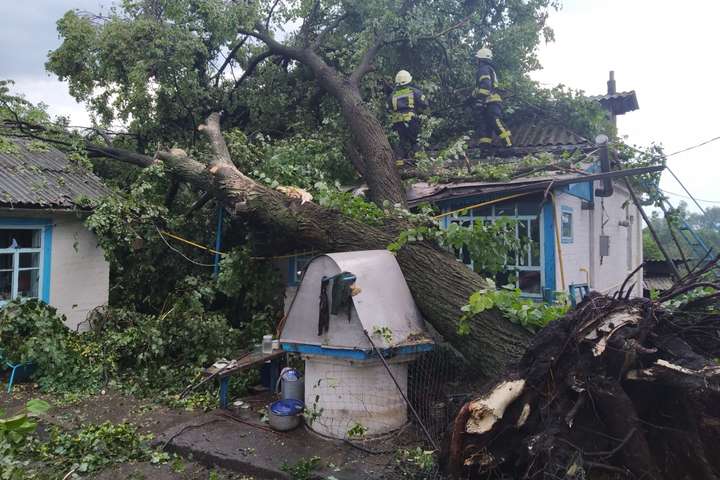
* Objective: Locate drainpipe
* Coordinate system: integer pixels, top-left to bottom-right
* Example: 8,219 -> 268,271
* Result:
594,134 -> 614,197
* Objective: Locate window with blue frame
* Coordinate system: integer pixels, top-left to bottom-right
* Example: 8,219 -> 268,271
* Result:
0,227 -> 43,304
288,254 -> 313,286
561,207 -> 573,244
442,201 -> 543,297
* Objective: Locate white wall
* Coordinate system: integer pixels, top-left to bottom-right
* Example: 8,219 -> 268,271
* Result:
554,181 -> 643,299
49,212 -> 109,330
0,209 -> 109,330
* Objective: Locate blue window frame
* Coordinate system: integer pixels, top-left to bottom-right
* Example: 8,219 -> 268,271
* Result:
561,206 -> 573,244
288,254 -> 312,286
0,219 -> 52,305
440,201 -> 544,298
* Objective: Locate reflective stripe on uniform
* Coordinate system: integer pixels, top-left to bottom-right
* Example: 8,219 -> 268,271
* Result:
391,87 -> 415,111
391,111 -> 415,124
473,88 -> 491,96
477,137 -> 493,144
478,75 -> 492,82
495,119 -> 512,146
486,93 -> 502,103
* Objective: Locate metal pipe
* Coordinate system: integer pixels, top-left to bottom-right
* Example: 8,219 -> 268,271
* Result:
362,330 -> 438,451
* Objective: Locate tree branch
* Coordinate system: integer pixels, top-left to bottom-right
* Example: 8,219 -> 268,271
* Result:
213,35 -> 249,87
349,37 -> 384,87
310,13 -> 349,51
228,50 -> 274,95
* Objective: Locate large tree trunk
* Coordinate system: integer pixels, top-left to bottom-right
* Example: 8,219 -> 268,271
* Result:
238,27 -> 407,207
295,50 -> 406,207
152,114 -> 531,379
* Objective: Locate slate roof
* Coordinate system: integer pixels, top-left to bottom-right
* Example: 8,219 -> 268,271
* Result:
0,137 -> 108,210
462,122 -> 596,161
590,91 -> 639,116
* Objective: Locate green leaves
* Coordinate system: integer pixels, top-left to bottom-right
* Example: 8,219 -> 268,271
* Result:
460,282 -> 569,335
24,400 -> 51,416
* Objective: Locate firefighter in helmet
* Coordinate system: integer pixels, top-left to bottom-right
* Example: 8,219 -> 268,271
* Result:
388,70 -> 428,162
472,47 -> 512,147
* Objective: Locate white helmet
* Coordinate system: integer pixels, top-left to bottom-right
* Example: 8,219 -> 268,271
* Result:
475,47 -> 493,60
395,70 -> 412,85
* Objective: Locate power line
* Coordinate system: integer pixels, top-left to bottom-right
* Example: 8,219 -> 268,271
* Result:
659,189 -> 720,205
666,135 -> 720,158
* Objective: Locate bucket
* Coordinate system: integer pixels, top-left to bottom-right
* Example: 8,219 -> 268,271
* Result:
276,367 -> 304,401
268,399 -> 304,431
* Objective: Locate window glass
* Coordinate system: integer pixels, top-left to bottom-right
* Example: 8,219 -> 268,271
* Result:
494,203 -> 515,217
0,254 -> 12,270
293,255 -> 313,284
17,269 -> 39,299
472,205 -> 492,217
561,212 -> 573,241
530,219 -> 541,266
19,252 -> 40,269
0,229 -> 40,249
518,271 -> 541,294
0,271 -> 11,300
518,221 -> 529,267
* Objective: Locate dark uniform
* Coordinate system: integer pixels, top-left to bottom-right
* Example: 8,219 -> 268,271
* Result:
473,60 -> 512,146
388,83 -> 428,160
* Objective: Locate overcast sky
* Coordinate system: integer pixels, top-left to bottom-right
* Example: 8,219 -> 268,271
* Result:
2,1 -> 719,211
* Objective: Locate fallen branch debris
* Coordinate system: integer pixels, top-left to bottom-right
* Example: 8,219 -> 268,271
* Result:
449,258 -> 720,479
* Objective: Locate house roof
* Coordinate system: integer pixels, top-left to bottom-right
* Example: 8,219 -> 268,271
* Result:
465,122 -> 595,158
590,91 -> 639,116
0,138 -> 108,210
643,276 -> 674,292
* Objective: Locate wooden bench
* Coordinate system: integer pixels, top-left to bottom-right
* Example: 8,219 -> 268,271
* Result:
204,348 -> 286,408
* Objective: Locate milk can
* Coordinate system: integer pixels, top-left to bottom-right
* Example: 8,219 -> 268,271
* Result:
276,367 -> 304,401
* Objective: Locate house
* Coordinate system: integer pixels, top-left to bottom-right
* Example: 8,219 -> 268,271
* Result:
281,72 -> 647,305
0,137 -> 110,330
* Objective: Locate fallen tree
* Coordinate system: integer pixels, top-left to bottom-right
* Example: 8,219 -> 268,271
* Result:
448,259 -> 720,479
101,112 -> 533,379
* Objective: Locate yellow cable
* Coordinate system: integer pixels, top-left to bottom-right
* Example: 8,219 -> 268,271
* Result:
159,230 -> 224,255
431,191 -> 537,220
159,229 -> 316,260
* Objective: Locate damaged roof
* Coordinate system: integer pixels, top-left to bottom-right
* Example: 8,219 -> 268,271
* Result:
0,137 -> 109,210
591,91 -> 639,116
466,122 -> 595,158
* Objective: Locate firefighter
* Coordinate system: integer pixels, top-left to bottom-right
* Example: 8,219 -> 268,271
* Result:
472,47 -> 512,147
388,70 -> 428,162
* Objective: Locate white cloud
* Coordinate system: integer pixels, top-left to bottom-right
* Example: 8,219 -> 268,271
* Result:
532,0 -> 720,211
10,76 -> 91,127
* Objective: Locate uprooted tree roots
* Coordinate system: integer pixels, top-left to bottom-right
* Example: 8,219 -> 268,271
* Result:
449,260 -> 720,479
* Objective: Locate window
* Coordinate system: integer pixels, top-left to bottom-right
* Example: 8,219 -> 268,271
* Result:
561,208 -> 573,243
289,254 -> 313,286
442,201 -> 543,297
0,228 -> 43,304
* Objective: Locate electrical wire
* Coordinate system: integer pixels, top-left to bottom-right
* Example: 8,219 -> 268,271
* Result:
659,189 -> 720,205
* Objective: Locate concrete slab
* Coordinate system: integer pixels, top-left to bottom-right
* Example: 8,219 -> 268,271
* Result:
154,410 -> 397,480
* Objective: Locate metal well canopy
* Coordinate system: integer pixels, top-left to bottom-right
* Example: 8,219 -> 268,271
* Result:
280,250 -> 429,351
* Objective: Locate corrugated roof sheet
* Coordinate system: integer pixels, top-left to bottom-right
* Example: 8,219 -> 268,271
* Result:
643,276 -> 674,292
0,138 -> 108,209
463,122 -> 595,159
407,170 -> 589,205
591,91 -> 639,115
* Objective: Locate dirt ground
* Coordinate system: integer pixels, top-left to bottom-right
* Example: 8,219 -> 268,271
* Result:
0,382 -> 251,479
